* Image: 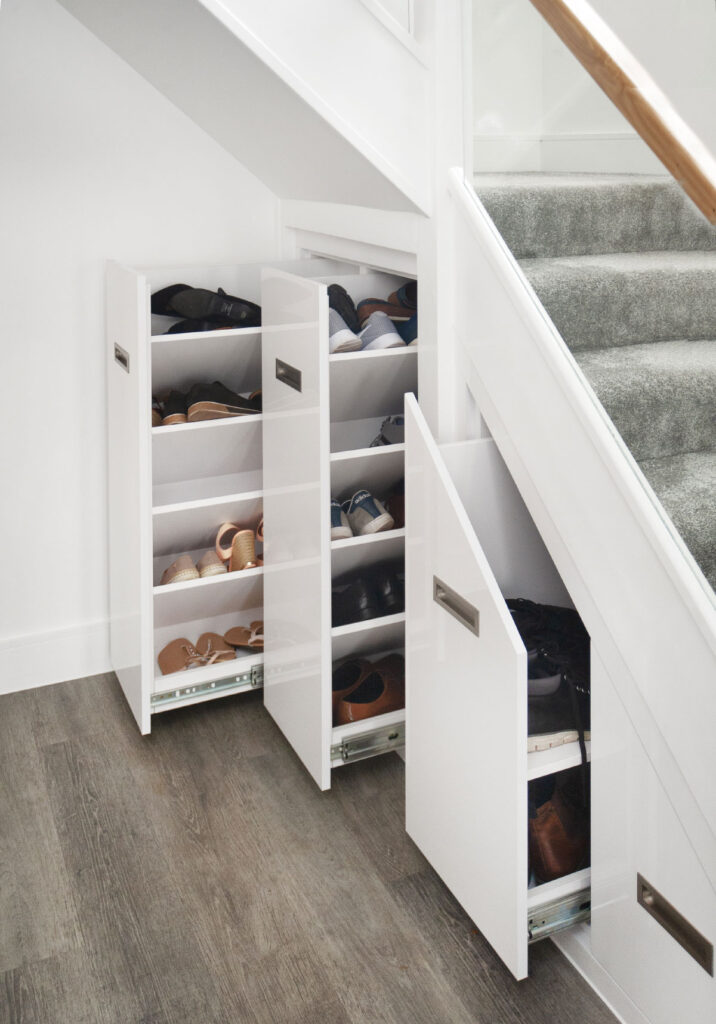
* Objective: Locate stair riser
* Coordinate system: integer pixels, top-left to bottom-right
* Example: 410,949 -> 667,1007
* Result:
522,262 -> 716,351
576,343 -> 716,461
479,179 -> 716,259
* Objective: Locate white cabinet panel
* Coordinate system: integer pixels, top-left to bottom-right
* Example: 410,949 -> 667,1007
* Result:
405,394 -> 529,979
261,269 -> 332,790
591,652 -> 716,1024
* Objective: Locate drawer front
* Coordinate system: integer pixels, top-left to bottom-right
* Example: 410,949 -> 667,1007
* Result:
591,653 -> 716,1023
261,268 -> 332,790
405,394 -> 530,979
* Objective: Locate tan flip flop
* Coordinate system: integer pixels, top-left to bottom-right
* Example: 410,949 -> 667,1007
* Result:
160,555 -> 200,587
196,550 -> 227,578
195,632 -> 235,663
229,529 -> 259,572
157,638 -> 207,675
224,621 -> 264,649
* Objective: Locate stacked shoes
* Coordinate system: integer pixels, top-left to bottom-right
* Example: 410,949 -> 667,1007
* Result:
153,382 -> 261,425
332,560 -> 404,627
152,283 -> 261,334
328,282 -> 418,353
332,652 -> 405,725
160,517 -> 263,586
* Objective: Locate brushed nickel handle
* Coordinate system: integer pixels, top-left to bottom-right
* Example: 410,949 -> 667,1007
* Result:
275,358 -> 302,393
114,343 -> 130,373
637,873 -> 713,975
433,576 -> 480,636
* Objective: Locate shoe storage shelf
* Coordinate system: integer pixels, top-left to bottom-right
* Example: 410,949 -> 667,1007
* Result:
107,256 -> 355,733
404,394 -> 592,980
261,266 -> 417,790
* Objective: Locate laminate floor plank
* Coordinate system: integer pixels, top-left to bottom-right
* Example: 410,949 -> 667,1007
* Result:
0,675 -> 618,1024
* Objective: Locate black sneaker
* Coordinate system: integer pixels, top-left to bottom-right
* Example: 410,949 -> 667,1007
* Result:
165,317 -> 240,334
161,390 -> 187,426
528,674 -> 590,753
328,283 -> 360,334
186,381 -> 261,422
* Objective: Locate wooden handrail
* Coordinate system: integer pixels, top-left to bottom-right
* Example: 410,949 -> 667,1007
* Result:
527,0 -> 716,223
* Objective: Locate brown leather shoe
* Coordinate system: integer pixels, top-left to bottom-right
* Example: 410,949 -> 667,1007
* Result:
334,654 -> 405,725
332,658 -> 372,719
529,779 -> 589,883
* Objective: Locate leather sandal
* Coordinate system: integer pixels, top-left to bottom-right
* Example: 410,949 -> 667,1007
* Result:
157,638 -> 208,675
229,529 -> 259,572
224,621 -> 263,649
195,632 -> 235,664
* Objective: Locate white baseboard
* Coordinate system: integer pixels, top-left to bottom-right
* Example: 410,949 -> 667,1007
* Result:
0,619 -> 111,695
553,924 -> 650,1024
473,132 -> 665,175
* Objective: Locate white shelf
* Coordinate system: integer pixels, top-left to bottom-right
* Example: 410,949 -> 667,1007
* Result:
152,491 -> 262,558
331,613 -> 405,661
153,572 -> 263,631
151,412 -> 262,436
330,444 -> 404,499
527,739 -> 592,781
330,347 -> 416,422
151,325 -> 261,343
151,331 -> 261,397
153,561 -> 262,594
153,471 -> 263,509
331,707 -> 405,745
331,529 -> 405,578
528,867 -> 591,910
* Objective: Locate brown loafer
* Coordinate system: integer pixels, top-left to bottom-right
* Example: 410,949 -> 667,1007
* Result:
334,653 -> 405,725
331,658 -> 372,720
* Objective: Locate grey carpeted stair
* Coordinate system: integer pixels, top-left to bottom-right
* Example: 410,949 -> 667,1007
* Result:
476,172 -> 716,591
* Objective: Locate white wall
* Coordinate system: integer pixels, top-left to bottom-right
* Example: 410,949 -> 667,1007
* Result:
0,0 -> 280,693
472,0 -> 663,173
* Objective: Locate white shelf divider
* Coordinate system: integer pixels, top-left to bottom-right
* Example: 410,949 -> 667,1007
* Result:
527,740 -> 592,781
331,529 -> 405,578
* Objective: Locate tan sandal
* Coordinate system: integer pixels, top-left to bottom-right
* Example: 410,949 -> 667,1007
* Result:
196,550 -> 228,578
256,516 -> 264,543
160,555 -> 200,587
157,637 -> 207,675
215,522 -> 240,562
224,620 -> 264,649
195,632 -> 235,663
229,530 -> 259,572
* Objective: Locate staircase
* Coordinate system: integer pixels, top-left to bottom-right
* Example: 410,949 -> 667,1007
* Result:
477,174 -> 716,591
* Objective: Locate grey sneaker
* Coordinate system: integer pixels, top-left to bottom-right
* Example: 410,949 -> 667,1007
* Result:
331,499 -> 353,540
359,311 -> 404,350
343,490 -> 394,535
329,309 -> 361,353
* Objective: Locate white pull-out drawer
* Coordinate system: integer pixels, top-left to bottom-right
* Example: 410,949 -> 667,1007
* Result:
591,653 -> 715,1024
405,394 -> 581,980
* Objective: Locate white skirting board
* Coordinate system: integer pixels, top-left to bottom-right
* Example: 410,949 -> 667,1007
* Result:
0,620 -> 110,695
553,924 -> 650,1024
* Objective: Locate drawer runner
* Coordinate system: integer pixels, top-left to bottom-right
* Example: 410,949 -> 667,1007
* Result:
528,885 -> 591,943
151,664 -> 264,711
331,721 -> 406,765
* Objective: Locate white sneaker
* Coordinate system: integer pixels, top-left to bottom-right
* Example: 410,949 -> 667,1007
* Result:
359,311 -> 405,350
330,499 -> 353,540
329,308 -> 361,353
343,490 -> 394,535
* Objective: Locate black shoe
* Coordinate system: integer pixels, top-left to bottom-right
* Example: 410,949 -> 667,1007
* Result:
186,381 -> 261,422
161,390 -> 187,426
367,561 -> 405,616
328,284 -> 360,334
152,284 -> 261,327
332,577 -> 382,627
528,676 -> 590,752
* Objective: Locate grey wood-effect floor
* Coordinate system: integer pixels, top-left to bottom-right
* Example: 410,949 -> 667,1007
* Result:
1,673 -> 617,1024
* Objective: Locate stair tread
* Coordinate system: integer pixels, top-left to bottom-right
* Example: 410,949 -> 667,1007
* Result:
476,172 -> 716,258
520,251 -> 716,352
639,450 -> 716,590
576,340 -> 716,461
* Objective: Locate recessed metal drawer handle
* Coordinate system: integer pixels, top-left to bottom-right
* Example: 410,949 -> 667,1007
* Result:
637,873 -> 713,976
275,358 -> 302,393
114,343 -> 130,373
433,576 -> 479,636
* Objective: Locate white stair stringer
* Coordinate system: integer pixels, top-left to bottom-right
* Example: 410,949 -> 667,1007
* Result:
447,168 -> 716,889
56,0 -> 430,213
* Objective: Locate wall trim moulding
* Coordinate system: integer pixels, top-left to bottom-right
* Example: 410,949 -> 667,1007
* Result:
473,131 -> 665,174
0,619 -> 110,696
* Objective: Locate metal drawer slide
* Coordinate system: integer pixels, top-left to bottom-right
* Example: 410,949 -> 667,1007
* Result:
528,885 -> 591,943
331,720 -> 405,765
151,665 -> 263,712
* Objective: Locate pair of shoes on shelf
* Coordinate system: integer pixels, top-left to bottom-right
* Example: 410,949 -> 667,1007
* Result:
160,551 -> 227,586
327,281 -> 417,353
215,520 -> 263,572
152,284 -> 261,333
529,767 -> 589,883
153,382 -> 262,426
357,281 -> 418,345
329,309 -> 411,353
157,621 -> 264,675
369,414 -> 405,447
332,652 -> 405,725
332,561 -> 404,627
158,632 -> 235,674
507,597 -> 590,756
331,490 -> 394,539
